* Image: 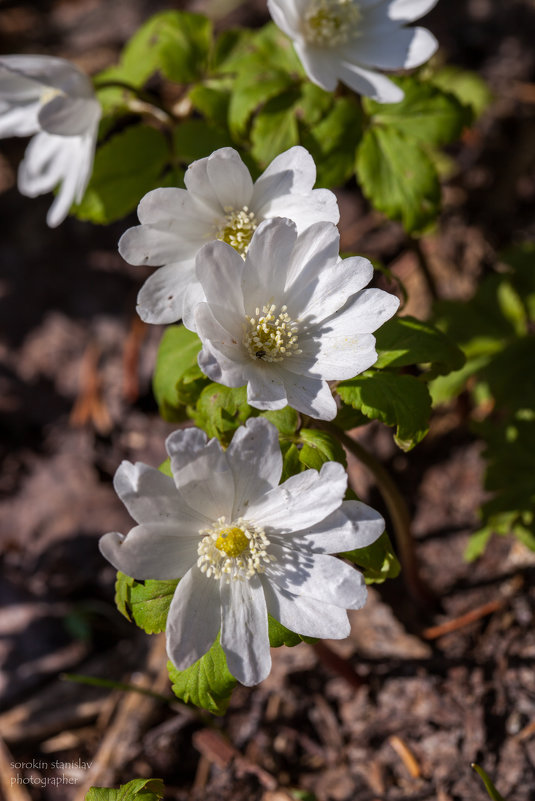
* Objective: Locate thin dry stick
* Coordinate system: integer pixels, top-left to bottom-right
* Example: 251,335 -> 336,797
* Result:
318,421 -> 434,606
422,599 -> 504,640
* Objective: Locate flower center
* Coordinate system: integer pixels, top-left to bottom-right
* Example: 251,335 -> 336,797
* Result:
197,516 -> 273,582
216,205 -> 259,257
40,86 -> 64,106
303,0 -> 361,47
244,304 -> 302,363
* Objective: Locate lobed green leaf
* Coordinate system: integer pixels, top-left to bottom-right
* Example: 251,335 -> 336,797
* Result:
86,777 -> 165,801
342,531 -> 401,584
153,326 -> 206,422
167,638 -> 237,715
374,315 -> 465,377
298,429 -> 347,470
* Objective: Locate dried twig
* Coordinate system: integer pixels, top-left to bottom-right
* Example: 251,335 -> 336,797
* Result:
70,342 -> 112,435
388,734 -> 421,778
193,729 -> 277,790
422,599 -> 504,640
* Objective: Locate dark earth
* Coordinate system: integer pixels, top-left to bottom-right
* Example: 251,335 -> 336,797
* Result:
1,1 -> 535,800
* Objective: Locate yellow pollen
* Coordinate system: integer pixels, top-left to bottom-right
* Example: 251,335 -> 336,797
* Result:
40,86 -> 64,106
304,0 -> 361,47
216,205 -> 259,257
197,516 -> 274,583
215,526 -> 249,557
244,303 -> 302,363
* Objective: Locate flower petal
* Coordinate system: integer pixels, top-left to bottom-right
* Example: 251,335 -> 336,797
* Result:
265,545 -> 368,609
345,25 -> 437,70
242,218 -> 298,312
285,331 -> 377,381
275,501 -> 385,553
256,188 -> 340,232
261,577 -> 351,638
205,147 -> 254,210
226,418 -> 283,517
166,566 -> 222,670
246,365 -> 288,410
278,368 -> 338,420
0,101 -> 40,137
136,261 -> 196,324
113,460 -> 202,526
337,61 -> 405,103
166,427 -> 235,521
293,41 -> 339,91
266,0 -> 302,39
250,461 -> 347,531
252,146 -> 317,209
38,94 -> 101,136
220,575 -> 271,686
195,239 -> 246,321
99,523 -> 199,580
386,0 -> 439,22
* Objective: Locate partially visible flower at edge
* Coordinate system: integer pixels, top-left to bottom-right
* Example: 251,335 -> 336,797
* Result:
0,55 -> 101,227
118,146 -> 340,325
99,418 -> 386,686
187,216 -> 400,421
267,0 -> 439,103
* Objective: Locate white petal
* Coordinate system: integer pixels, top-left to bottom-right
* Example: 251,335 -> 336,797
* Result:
261,577 -> 351,638
252,146 -> 317,210
46,133 -> 94,227
250,461 -> 347,531
38,95 -> 101,136
136,261 -> 197,324
386,0 -> 439,22
246,365 -> 288,411
327,287 -> 400,333
242,218 -> 298,312
194,302 -> 248,364
267,0 -> 302,39
344,26 -> 437,70
290,330 -> 378,381
265,545 -> 368,609
226,418 -> 283,517
257,188 -> 340,232
181,281 -> 206,332
166,566 -> 222,670
198,340 -> 251,388
0,102 -> 40,137
336,61 -> 405,103
0,55 -> 91,97
166,428 -> 235,521
278,368 -> 338,419
195,239 -> 246,323
279,501 -> 385,553
99,524 -> 199,580
220,575 -> 271,686
18,132 -> 67,196
118,223 -> 200,267
206,147 -> 254,210
293,41 -> 339,91
136,186 -> 213,232
113,460 -> 204,527
184,151 -> 231,215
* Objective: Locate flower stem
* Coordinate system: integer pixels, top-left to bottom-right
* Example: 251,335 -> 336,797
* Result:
318,421 -> 435,607
93,79 -> 174,124
409,236 -> 439,302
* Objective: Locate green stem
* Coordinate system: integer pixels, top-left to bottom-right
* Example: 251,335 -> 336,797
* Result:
93,80 -> 175,124
61,672 -> 174,704
318,421 -> 435,606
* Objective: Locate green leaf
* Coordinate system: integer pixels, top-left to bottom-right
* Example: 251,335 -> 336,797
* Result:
72,125 -> 169,224
356,126 -> 440,233
363,77 -> 472,148
189,83 -> 230,128
229,70 -> 294,139
301,96 -> 362,187
471,764 -> 506,801
268,615 -> 301,647
374,315 -> 465,377
250,87 -> 301,166
431,67 -> 493,118
464,527 -> 493,562
105,11 -> 212,86
261,407 -> 299,437
191,383 -> 257,445
299,429 -> 347,470
115,572 -> 178,634
338,371 -> 432,451
115,572 -> 135,621
86,777 -> 166,801
153,326 -> 206,421
280,441 -> 304,482
174,118 -> 233,165
296,83 -> 333,127
129,579 -> 179,634
342,531 -> 401,584
168,638 -> 237,715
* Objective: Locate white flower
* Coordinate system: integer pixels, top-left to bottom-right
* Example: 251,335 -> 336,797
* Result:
188,217 -> 399,421
100,418 -> 385,686
0,55 -> 101,227
118,146 -> 340,325
267,0 -> 439,103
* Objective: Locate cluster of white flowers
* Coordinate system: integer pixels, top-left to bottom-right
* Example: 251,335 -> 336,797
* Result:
0,7 -> 442,685
0,55 -> 101,227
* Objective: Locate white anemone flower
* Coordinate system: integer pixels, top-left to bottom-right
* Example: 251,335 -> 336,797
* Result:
100,418 -> 385,686
0,55 -> 101,227
118,146 -> 340,325
267,0 -> 439,103
188,217 -> 400,421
